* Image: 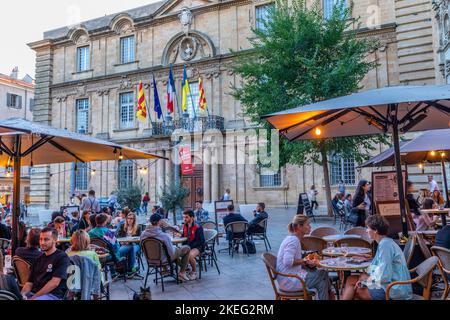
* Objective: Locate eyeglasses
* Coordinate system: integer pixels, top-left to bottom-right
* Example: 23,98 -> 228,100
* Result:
127,217 -> 135,220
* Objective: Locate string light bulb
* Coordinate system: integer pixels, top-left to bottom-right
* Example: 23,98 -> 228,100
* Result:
430,151 -> 436,157
441,151 -> 446,158
90,169 -> 96,176
418,163 -> 423,169
119,152 -> 124,161
314,127 -> 322,137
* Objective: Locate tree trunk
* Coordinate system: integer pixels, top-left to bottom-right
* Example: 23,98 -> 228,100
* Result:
320,146 -> 333,217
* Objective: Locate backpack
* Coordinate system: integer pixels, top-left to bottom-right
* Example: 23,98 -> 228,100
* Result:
242,239 -> 256,255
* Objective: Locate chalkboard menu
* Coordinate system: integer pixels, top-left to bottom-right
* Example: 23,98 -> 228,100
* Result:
297,193 -> 316,222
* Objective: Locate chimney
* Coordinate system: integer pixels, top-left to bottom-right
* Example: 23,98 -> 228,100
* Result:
10,66 -> 19,79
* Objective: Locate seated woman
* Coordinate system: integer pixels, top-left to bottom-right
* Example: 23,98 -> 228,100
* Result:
116,212 -> 141,274
276,215 -> 333,300
432,190 -> 445,207
67,230 -> 101,270
72,210 -> 92,233
414,198 -> 438,231
342,215 -> 413,300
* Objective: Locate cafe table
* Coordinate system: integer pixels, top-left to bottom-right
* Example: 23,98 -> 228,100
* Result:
57,237 -> 71,244
322,234 -> 361,242
322,247 -> 372,257
420,208 -> 450,227
117,236 -> 188,245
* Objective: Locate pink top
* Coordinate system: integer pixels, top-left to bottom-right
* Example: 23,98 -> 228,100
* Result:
413,213 -> 435,231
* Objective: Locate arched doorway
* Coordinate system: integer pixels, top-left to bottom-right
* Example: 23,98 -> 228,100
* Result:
181,161 -> 204,210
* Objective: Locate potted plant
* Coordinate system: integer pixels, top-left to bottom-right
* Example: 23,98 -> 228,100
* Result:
160,183 -> 190,225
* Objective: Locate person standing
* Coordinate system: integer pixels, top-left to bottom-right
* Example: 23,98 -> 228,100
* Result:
338,180 -> 346,196
221,189 -> 232,201
142,192 -> 150,215
107,192 -> 118,213
80,190 -> 101,215
194,201 -> 209,223
428,175 -> 440,194
308,185 -> 319,211
21,228 -> 71,300
352,180 -> 372,227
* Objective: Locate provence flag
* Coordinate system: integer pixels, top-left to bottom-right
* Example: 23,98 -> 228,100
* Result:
153,74 -> 163,119
199,77 -> 207,114
136,81 -> 148,123
181,65 -> 191,113
167,66 -> 175,114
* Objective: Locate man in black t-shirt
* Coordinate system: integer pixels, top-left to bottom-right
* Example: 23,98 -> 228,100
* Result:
21,227 -> 70,300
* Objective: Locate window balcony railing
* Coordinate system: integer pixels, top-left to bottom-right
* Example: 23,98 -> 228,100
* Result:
145,115 -> 225,137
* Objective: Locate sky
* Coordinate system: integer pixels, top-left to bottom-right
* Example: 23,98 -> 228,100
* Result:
0,0 -> 161,79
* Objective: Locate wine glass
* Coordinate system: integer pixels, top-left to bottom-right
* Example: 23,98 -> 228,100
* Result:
341,243 -> 349,258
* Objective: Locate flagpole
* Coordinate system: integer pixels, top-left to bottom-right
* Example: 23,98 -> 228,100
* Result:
154,73 -> 166,120
171,65 -> 182,120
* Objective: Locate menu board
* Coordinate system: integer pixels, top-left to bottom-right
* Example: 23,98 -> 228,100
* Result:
376,201 -> 401,217
372,171 -> 407,203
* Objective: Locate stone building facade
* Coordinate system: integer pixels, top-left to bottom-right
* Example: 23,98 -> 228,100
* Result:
27,0 -> 447,212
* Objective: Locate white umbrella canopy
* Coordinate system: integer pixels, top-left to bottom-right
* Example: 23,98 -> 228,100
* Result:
262,85 -> 450,237
263,85 -> 450,141
0,118 -> 165,166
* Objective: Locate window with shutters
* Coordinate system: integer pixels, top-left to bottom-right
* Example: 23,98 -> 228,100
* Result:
120,36 -> 135,64
118,160 -> 134,189
76,99 -> 89,134
323,0 -> 347,20
255,3 -> 275,32
330,154 -> 356,186
119,92 -> 135,129
260,168 -> 282,187
75,163 -> 88,191
29,98 -> 35,112
7,93 -> 22,109
77,46 -> 90,72
185,81 -> 199,118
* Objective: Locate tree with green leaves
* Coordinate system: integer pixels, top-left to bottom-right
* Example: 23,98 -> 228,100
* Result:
231,0 -> 390,216
160,183 -> 190,225
116,180 -> 144,213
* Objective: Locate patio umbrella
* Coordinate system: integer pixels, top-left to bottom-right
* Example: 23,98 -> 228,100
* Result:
359,129 -> 450,206
262,85 -> 450,237
0,117 -> 166,253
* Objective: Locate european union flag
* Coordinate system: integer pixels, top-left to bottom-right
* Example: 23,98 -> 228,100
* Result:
153,74 -> 163,119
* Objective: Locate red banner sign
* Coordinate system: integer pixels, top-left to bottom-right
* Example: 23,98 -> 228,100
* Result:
179,146 -> 194,175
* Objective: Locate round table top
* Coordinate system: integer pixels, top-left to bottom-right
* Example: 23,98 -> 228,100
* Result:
322,247 -> 372,257
169,237 -> 188,244
410,230 -> 438,236
319,257 -> 372,271
420,209 -> 450,215
118,236 -> 188,245
322,234 -> 361,242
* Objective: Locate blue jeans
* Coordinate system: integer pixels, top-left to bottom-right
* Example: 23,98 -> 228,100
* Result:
119,244 -> 141,272
27,293 -> 60,300
142,202 -> 149,214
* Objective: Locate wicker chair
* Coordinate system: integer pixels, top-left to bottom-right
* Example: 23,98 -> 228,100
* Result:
141,238 -> 179,292
403,235 -> 417,270
201,221 -> 217,231
225,221 -> 249,258
431,246 -> 450,300
335,237 -> 372,249
415,234 -> 432,259
197,229 -> 220,278
301,236 -> 327,253
12,256 -> 31,289
0,290 -> 18,300
249,218 -> 272,252
261,253 -> 315,300
310,227 -> 339,238
0,238 -> 10,255
386,256 -> 439,300
344,227 -> 372,243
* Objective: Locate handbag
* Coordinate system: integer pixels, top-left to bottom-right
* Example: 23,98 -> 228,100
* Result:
347,208 -> 359,225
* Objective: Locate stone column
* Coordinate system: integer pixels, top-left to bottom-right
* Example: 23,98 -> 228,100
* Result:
28,40 -> 54,212
211,147 -> 220,202
156,150 -> 165,201
165,149 -> 172,189
203,148 -> 211,203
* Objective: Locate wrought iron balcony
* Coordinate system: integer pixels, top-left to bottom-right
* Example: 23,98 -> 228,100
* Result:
145,115 -> 225,137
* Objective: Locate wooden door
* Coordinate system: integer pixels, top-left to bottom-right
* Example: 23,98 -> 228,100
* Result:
181,164 -> 204,209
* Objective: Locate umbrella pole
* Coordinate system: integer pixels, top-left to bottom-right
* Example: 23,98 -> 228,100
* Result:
441,159 -> 450,208
391,110 -> 409,237
11,134 -> 22,255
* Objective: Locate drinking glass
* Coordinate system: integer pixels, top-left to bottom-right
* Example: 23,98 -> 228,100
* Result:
341,243 -> 349,257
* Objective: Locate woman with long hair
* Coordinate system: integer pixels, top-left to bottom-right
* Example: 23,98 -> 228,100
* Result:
413,198 -> 438,231
67,229 -> 101,269
352,180 -> 372,227
276,215 -> 333,300
432,190 -> 445,207
116,212 -> 142,274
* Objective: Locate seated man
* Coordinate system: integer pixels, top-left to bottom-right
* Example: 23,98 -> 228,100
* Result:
15,228 -> 43,265
141,214 -> 191,282
436,225 -> 450,250
223,205 -> 248,241
247,203 -> 269,235
88,214 -> 121,263
21,228 -> 71,300
0,214 -> 11,240
194,201 -> 209,223
182,210 -> 206,281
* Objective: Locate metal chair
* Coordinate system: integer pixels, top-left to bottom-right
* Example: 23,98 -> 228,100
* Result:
332,202 -> 347,230
415,234 -> 432,259
225,221 -> 249,258
344,227 -> 372,242
335,237 -> 372,249
90,237 -> 127,283
261,253 -> 315,300
310,227 -> 339,238
201,221 -> 217,231
0,290 -> 19,300
300,236 -> 327,253
386,256 -> 439,300
249,218 -> 272,252
198,229 -> 220,278
141,238 -> 179,292
12,256 -> 31,289
431,246 -> 450,300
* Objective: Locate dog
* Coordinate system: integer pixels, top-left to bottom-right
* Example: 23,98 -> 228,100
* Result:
132,287 -> 152,300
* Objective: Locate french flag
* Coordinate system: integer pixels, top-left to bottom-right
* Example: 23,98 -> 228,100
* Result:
167,66 -> 175,114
